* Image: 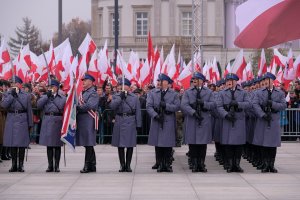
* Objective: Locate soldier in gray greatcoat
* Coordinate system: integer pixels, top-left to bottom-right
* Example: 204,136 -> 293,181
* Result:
147,73 -> 180,172
76,74 -> 99,173
216,73 -> 251,173
1,76 -> 33,172
181,72 -> 216,172
37,79 -> 66,172
213,79 -> 226,167
109,78 -> 141,172
252,72 -> 286,173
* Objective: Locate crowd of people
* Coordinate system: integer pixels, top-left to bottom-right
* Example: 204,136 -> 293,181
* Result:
0,71 -> 298,174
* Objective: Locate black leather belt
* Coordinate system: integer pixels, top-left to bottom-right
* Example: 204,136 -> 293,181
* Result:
117,113 -> 135,116
45,112 -> 63,116
8,110 -> 27,114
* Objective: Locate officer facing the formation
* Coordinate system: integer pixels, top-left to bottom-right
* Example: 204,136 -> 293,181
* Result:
252,72 -> 286,173
109,78 -> 142,172
1,76 -> 33,172
181,72 -> 216,172
76,74 -> 99,173
37,79 -> 66,172
216,73 -> 251,173
147,73 -> 180,172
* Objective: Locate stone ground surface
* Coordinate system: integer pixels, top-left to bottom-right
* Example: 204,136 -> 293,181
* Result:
0,143 -> 300,200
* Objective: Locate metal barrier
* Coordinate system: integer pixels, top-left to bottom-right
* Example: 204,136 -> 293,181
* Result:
29,108 -> 300,144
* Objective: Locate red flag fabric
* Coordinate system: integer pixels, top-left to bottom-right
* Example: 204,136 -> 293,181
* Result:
235,0 -> 300,48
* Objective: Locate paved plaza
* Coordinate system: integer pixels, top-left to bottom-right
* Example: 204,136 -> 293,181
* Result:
0,143 -> 300,200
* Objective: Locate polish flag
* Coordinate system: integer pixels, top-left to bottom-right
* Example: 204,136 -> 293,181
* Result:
139,58 -> 151,87
0,38 -> 12,79
230,49 -> 247,79
294,54 -> 300,78
274,48 -> 287,66
147,31 -> 154,65
257,49 -> 267,76
178,61 -> 192,89
15,44 -> 31,82
78,33 -> 97,64
223,62 -> 231,78
245,62 -> 254,81
235,0 -> 300,48
87,51 -> 100,85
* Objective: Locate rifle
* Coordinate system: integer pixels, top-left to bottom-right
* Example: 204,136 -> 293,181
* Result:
158,89 -> 166,129
265,88 -> 272,128
195,86 -> 204,125
229,84 -> 237,127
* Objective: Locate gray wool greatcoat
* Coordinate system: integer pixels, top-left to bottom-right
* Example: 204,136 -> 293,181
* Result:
37,94 -> 66,147
245,91 -> 256,144
1,90 -> 33,147
76,86 -> 99,146
216,86 -> 251,145
109,91 -> 142,147
181,86 -> 216,144
211,91 -> 223,143
252,87 -> 286,147
146,88 -> 180,147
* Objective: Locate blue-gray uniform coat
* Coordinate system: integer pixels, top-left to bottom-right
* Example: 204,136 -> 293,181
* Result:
1,90 -> 33,147
252,87 -> 286,147
216,86 -> 251,145
181,87 -> 216,144
212,91 -> 223,143
146,88 -> 180,147
245,91 -> 256,144
76,86 -> 99,146
37,93 -> 66,146
109,92 -> 142,147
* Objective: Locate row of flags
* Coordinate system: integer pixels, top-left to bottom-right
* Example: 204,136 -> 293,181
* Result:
1,33 -> 300,92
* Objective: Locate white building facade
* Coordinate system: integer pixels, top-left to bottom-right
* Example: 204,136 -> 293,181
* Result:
91,0 -> 300,67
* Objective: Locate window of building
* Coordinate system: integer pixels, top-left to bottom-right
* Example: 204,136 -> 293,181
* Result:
182,12 -> 192,36
136,12 -> 148,36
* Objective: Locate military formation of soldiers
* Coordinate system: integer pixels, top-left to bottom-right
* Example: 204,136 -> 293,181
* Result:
0,71 -> 286,174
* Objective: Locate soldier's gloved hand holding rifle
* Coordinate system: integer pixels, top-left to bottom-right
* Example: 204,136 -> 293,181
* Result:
46,89 -> 52,98
120,91 -> 127,100
11,88 -> 18,98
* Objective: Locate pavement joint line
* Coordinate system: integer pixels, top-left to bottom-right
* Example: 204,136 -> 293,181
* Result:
176,151 -> 201,200
0,157 -> 45,195
59,172 -> 81,200
128,147 -> 138,200
238,172 -> 269,200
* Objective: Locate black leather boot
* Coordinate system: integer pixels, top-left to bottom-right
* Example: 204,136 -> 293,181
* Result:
89,147 -> 96,172
125,148 -> 133,172
46,147 -> 54,172
9,147 -> 18,172
269,158 -> 278,173
191,158 -> 198,172
226,159 -> 234,173
18,147 -> 25,172
118,148 -> 126,172
234,157 -> 244,173
152,147 -> 159,169
2,146 -> 10,160
80,147 -> 89,173
54,147 -> 61,172
198,158 -> 207,173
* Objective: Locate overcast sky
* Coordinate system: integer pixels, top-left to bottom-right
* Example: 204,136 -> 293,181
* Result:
0,0 -> 91,42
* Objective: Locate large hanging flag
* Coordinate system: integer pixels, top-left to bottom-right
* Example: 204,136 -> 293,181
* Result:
61,80 -> 77,151
235,0 -> 300,48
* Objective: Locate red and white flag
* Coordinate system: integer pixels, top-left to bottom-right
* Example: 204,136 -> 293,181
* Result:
235,0 -> 300,48
78,33 -> 97,64
258,49 -> 267,76
230,49 -> 247,79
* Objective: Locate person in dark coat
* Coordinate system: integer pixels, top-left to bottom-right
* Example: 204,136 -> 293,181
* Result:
216,73 -> 251,173
76,74 -> 99,173
1,76 -> 33,172
37,79 -> 66,172
181,72 -> 216,172
146,73 -> 180,172
109,78 -> 142,172
252,72 -> 287,173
